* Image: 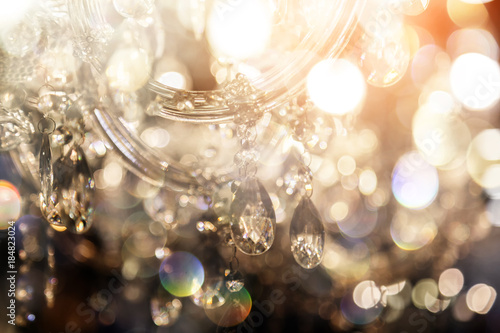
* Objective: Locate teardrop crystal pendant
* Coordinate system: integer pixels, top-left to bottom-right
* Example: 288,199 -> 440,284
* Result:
40,144 -> 95,233
290,197 -> 325,269
229,177 -> 276,255
39,132 -> 60,226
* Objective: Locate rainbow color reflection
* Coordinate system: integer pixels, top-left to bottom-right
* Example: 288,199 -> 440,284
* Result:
0,180 -> 21,229
392,151 -> 439,209
160,252 -> 205,297
204,287 -> 252,327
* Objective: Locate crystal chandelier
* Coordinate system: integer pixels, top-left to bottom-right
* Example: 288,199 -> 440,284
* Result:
1,0 -> 500,332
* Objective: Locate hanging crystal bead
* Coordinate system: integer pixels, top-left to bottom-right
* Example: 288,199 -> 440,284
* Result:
40,145 -> 95,233
39,131 -> 57,223
230,177 -> 276,255
224,269 -> 244,293
290,197 -> 325,269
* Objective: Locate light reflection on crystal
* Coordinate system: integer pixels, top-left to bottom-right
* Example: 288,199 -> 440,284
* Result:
290,197 -> 325,269
230,177 -> 276,255
224,269 -> 244,293
40,145 -> 95,233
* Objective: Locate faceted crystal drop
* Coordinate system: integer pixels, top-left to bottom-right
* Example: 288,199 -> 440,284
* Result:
230,177 -> 276,255
39,133 -> 55,222
224,270 -> 244,293
290,197 -> 325,269
41,145 -> 95,233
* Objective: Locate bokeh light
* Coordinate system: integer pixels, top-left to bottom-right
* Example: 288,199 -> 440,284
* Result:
353,280 -> 381,309
412,96 -> 471,168
412,279 -> 439,309
358,169 -> 377,196
447,29 -> 499,60
438,268 -> 464,297
466,283 -> 496,314
337,207 -> 378,239
0,180 -> 21,228
106,47 -> 151,92
450,53 -> 500,111
204,287 -> 252,327
467,129 -> 500,190
307,59 -> 366,115
206,0 -> 272,60
486,199 -> 500,226
394,0 -> 430,16
392,151 -> 439,209
0,0 -> 34,30
411,44 -> 448,88
453,293 -> 475,322
341,291 -> 383,325
159,252 -> 205,297
391,209 -> 437,251
447,0 -> 489,28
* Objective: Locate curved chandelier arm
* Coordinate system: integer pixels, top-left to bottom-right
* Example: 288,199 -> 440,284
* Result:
151,0 -> 366,123
68,0 -> 366,124
92,107 -> 201,189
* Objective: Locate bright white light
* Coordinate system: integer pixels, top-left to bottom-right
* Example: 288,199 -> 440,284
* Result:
392,151 -> 439,209
307,59 -> 366,115
467,129 -> 500,190
106,48 -> 151,92
450,53 -> 500,111
103,162 -> 123,188
439,268 -> 464,297
157,72 -> 187,89
0,0 -> 33,29
466,284 -> 496,314
353,280 -> 381,309
207,0 -> 272,60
